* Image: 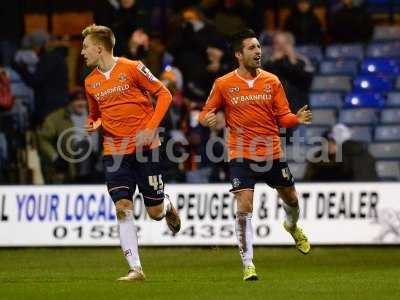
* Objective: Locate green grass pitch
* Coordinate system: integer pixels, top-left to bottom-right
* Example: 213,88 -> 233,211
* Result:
0,247 -> 399,300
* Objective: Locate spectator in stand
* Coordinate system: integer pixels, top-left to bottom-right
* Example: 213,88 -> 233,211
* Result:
15,30 -> 69,126
284,0 -> 323,45
304,124 -> 378,181
93,0 -> 149,56
263,32 -> 314,114
328,0 -> 373,43
169,6 -> 224,104
203,0 -> 253,38
0,1 -> 24,67
37,89 -> 101,184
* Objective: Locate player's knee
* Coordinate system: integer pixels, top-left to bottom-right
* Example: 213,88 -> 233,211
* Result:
277,187 -> 298,206
115,199 -> 133,220
235,192 -> 253,213
146,204 -> 164,221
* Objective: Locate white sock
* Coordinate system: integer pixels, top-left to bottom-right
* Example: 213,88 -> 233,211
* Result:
283,202 -> 299,229
118,209 -> 141,269
235,212 -> 254,268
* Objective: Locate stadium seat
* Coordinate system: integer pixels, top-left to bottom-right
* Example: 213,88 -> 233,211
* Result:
373,25 -> 400,41
387,92 -> 400,107
360,58 -> 400,76
296,45 -> 323,62
376,161 -> 400,181
349,126 -> 373,142
309,92 -> 342,109
353,75 -> 393,93
380,108 -> 400,124
343,93 -> 385,108
396,77 -> 400,90
374,125 -> 400,141
369,142 -> 400,159
311,109 -> 337,126
366,42 -> 400,58
304,126 -> 330,144
319,60 -> 358,76
288,163 -> 307,180
325,44 -> 364,60
311,76 -> 352,92
339,108 -> 379,125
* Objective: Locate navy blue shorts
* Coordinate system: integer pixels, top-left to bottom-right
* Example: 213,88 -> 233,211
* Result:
229,159 -> 294,192
103,149 -> 164,206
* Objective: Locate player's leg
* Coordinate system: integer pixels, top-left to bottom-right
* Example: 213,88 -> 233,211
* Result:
136,149 -> 181,233
230,159 -> 258,281
103,155 -> 145,281
277,186 -> 310,254
266,160 -> 310,254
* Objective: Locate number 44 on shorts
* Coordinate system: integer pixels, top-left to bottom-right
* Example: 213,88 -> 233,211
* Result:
148,175 -> 163,191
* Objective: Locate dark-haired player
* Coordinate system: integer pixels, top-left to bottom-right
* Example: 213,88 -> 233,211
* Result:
199,29 -> 312,281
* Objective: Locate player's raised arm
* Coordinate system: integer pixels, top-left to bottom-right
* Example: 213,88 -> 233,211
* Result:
273,80 -> 312,127
199,82 -> 223,128
133,62 -> 172,130
84,91 -> 102,133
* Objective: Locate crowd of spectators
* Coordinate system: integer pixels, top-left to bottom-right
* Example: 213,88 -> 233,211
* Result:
0,0 -> 386,184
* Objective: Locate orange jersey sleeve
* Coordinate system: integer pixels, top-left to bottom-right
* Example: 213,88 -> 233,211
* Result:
199,81 -> 224,124
86,91 -> 100,124
272,81 -> 299,128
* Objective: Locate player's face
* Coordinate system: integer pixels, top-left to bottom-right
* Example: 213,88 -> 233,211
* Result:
81,36 -> 101,67
238,38 -> 262,69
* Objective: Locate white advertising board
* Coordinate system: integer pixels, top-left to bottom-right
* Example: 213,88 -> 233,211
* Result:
0,183 -> 399,246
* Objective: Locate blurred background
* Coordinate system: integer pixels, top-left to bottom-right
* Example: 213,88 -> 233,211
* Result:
0,0 -> 400,185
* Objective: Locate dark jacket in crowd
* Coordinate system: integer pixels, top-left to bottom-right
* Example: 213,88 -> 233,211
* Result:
169,20 -> 224,102
284,6 -> 323,44
17,45 -> 69,125
304,140 -> 377,182
264,56 -> 313,112
329,4 -> 373,43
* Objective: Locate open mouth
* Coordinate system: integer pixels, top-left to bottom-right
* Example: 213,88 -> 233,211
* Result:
254,55 -> 261,63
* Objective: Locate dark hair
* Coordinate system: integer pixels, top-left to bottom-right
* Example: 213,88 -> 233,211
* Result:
230,29 -> 257,53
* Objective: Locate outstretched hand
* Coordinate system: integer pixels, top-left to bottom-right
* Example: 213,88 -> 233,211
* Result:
296,105 -> 312,125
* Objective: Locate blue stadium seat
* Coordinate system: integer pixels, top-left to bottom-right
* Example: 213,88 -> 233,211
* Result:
319,60 -> 358,76
380,108 -> 400,124
310,92 -> 342,109
350,126 -> 373,142
353,75 -> 393,93
361,58 -> 400,76
326,44 -> 364,60
296,45 -> 323,62
376,161 -> 400,181
311,76 -> 352,92
373,25 -> 400,41
375,125 -> 400,141
387,92 -> 400,107
366,42 -> 400,58
304,126 -> 330,143
369,142 -> 400,159
288,163 -> 307,181
311,109 -> 337,126
343,93 -> 385,108
339,109 -> 379,125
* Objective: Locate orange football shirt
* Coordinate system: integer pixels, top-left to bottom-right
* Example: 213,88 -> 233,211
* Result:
84,57 -> 171,155
199,69 -> 299,160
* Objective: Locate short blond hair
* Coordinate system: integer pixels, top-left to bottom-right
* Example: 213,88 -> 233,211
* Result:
82,24 -> 115,52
